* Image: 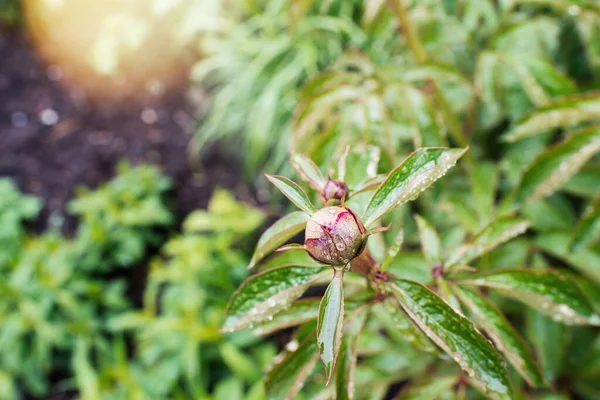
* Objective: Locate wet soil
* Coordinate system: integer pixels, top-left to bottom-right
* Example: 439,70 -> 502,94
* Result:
0,26 -> 250,235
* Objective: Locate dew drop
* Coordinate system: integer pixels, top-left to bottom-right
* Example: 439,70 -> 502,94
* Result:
286,339 -> 299,352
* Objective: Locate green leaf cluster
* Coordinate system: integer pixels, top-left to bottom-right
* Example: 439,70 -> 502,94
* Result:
0,167 -> 273,399
214,0 -> 600,385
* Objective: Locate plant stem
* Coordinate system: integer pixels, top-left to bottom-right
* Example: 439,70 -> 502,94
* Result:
386,0 -> 427,63
387,0 -> 472,154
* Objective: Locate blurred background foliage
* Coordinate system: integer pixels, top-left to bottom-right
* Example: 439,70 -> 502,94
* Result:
1,0 -> 600,398
0,168 -> 275,399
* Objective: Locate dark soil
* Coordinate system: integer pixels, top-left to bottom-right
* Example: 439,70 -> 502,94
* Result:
0,27 -> 253,234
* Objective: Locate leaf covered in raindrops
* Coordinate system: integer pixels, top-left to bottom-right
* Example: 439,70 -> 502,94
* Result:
388,278 -> 512,398
515,126 -> 600,205
446,216 -> 530,268
265,334 -> 319,400
223,266 -> 330,332
373,297 -> 437,354
453,286 -> 546,387
248,211 -> 310,270
362,147 -> 468,227
317,268 -> 345,385
503,92 -> 600,142
459,268 -> 600,325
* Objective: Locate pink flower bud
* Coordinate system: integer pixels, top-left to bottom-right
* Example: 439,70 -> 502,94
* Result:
322,179 -> 348,202
304,206 -> 367,266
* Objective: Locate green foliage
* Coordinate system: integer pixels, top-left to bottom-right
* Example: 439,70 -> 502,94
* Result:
0,179 -> 40,268
225,141 -> 600,398
69,163 -> 173,270
82,189 -> 275,399
0,0 -> 21,25
217,0 -> 600,388
193,0 -> 379,174
0,168 -> 271,399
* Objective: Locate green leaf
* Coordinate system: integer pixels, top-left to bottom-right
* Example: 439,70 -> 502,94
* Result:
388,278 -> 511,398
571,275 -> 600,312
471,162 -> 498,224
265,174 -> 316,215
523,195 -> 576,232
219,342 -> 262,382
440,191 -> 480,232
503,92 -> 600,142
265,334 -> 319,400
446,216 -> 530,268
317,268 -> 345,385
526,309 -> 567,383
213,377 -> 243,400
475,51 -> 502,129
403,62 -> 471,86
223,266 -> 330,332
276,243 -> 306,252
395,375 -> 458,400
349,175 -> 386,197
73,339 -> 100,400
248,212 -> 309,270
291,153 -> 327,191
335,307 -> 369,400
515,126 -> 600,205
460,268 -> 600,325
505,54 -> 551,106
405,87 -> 446,147
252,298 -> 362,337
415,214 -> 442,266
257,250 -> 321,272
564,164 -> 600,198
380,229 -> 404,271
373,298 -> 438,354
521,55 -> 576,97
252,298 -> 321,337
362,147 -> 468,227
516,0 -> 600,14
453,286 -> 545,387
536,232 -> 600,284
342,145 -> 381,188
183,189 -> 265,234
571,190 -> 600,250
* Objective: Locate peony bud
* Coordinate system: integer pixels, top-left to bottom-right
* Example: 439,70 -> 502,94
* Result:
321,179 -> 348,202
304,206 -> 367,266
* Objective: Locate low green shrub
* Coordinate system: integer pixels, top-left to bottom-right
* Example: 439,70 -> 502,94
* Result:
69,163 -> 173,271
92,189 -> 274,399
0,166 -> 271,399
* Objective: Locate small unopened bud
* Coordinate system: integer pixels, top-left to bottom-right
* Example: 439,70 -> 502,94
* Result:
432,264 -> 444,279
322,179 -> 348,202
304,206 -> 366,266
